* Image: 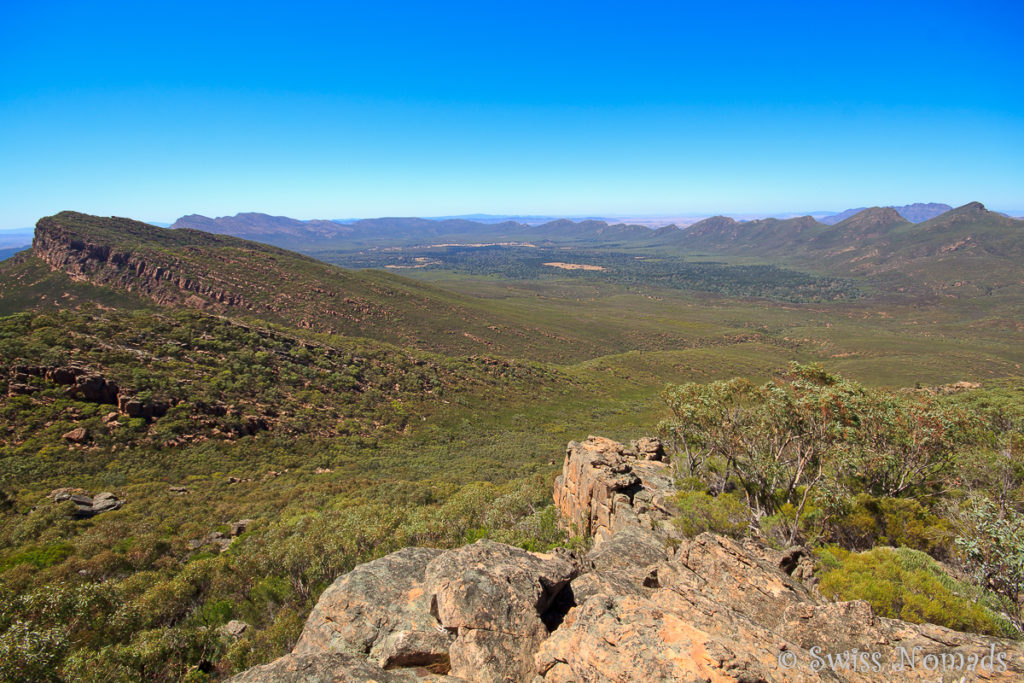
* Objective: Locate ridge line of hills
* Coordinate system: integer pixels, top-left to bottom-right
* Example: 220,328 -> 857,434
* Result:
168,201 -> 978,248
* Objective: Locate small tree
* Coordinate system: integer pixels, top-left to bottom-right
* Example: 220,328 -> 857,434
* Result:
955,499 -> 1024,633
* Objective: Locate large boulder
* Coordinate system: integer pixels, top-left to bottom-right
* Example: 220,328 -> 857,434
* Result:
424,540 -> 576,682
50,489 -> 124,518
294,547 -> 453,671
553,436 -> 674,544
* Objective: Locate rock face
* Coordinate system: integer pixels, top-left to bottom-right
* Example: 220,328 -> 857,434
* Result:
32,217 -> 254,310
553,436 -> 674,544
231,436 -> 1024,682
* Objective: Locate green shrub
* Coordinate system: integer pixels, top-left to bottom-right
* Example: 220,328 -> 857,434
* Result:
200,599 -> 235,626
0,541 -> 75,572
817,546 -> 1015,637
672,490 -> 748,538
828,495 -> 953,557
956,499 -> 1024,632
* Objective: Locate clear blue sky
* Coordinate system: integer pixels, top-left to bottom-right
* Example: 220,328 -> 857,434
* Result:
1,1 -> 1022,229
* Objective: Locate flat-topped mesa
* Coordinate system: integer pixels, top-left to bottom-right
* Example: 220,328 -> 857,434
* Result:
553,435 -> 674,544
32,215 -> 254,309
230,436 -> 1024,682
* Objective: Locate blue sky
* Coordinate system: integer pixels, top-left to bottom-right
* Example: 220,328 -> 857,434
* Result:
1,1 -> 1022,229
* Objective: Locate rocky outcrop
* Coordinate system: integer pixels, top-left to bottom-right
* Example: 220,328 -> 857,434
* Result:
49,488 -> 124,518
231,437 -> 1024,682
553,436 -> 674,544
4,364 -> 173,417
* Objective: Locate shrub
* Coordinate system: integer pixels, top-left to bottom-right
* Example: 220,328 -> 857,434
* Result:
955,499 -> 1024,632
672,490 -> 748,538
817,546 -> 1015,637
0,541 -> 75,571
828,494 -> 953,557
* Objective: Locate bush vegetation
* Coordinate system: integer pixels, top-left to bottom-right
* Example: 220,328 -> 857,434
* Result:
660,364 -> 1024,639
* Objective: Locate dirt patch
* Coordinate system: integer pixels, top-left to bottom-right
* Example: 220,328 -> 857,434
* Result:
543,262 -> 605,272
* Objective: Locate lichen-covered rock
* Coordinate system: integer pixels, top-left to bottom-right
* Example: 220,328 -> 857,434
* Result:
425,539 -> 576,682
778,600 -> 1024,681
294,547 -> 453,671
534,592 -> 793,683
553,436 -> 673,544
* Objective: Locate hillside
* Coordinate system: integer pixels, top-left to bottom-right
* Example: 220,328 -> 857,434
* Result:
22,211 -> 631,360
807,202 -> 1024,293
636,202 -> 1023,293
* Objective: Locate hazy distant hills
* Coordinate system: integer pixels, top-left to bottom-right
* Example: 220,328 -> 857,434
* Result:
173,212 -> 354,241
171,213 -> 654,248
819,202 -> 952,225
22,202 -> 1018,304
170,202 -> 962,250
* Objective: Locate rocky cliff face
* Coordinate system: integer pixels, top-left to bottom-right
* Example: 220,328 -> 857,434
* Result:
231,437 -> 1024,682
32,219 -> 254,310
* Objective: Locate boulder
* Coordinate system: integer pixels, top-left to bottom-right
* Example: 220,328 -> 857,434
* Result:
53,490 -> 124,519
90,492 -> 123,514
221,620 -> 249,638
628,436 -> 665,461
49,487 -> 89,501
71,374 -> 118,404
62,427 -> 88,443
46,366 -> 85,385
294,547 -> 453,671
424,540 -> 576,682
230,519 -> 253,537
118,395 -> 171,419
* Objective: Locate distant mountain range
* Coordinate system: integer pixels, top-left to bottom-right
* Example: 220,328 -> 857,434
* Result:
169,214 -> 653,248
169,202 -> 967,249
161,202 -> 1024,294
819,203 -> 953,225
4,202 -> 1022,327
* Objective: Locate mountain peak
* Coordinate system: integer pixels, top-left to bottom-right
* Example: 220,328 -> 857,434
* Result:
834,206 -> 909,227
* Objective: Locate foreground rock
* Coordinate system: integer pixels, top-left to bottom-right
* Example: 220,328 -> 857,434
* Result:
232,436 -> 1024,682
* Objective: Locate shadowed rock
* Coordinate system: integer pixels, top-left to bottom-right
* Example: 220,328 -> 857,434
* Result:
228,652 -> 460,682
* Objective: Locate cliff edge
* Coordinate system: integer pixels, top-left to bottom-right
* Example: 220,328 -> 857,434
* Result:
231,436 -> 1024,682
